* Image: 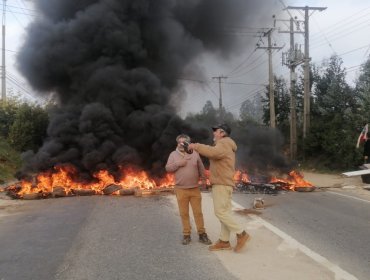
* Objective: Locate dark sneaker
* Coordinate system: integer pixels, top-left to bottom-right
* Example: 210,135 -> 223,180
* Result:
208,239 -> 232,251
234,230 -> 250,252
182,235 -> 191,245
199,233 -> 212,245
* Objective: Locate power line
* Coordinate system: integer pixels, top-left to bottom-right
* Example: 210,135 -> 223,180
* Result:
8,2 -> 36,13
311,18 -> 370,49
6,71 -> 50,104
310,7 -> 370,40
311,16 -> 336,54
1,7 -> 37,17
226,47 -> 257,76
224,88 -> 265,111
227,53 -> 268,79
7,8 -> 26,28
177,77 -> 265,87
176,77 -> 219,101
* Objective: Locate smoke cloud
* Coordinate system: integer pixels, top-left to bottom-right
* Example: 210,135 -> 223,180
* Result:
233,125 -> 295,177
18,0 -> 272,180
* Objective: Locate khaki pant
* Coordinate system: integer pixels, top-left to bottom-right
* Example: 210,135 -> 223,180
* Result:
212,184 -> 243,241
175,187 -> 206,236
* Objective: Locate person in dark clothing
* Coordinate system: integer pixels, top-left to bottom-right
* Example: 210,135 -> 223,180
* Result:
363,132 -> 370,163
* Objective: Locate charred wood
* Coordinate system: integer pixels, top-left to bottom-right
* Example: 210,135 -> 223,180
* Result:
103,184 -> 122,195
71,189 -> 96,196
235,182 -> 279,195
23,193 -> 42,200
119,188 -> 136,196
294,186 -> 316,192
52,187 -> 68,198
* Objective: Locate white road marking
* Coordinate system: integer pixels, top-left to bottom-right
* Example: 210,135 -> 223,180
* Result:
232,200 -> 359,280
327,191 -> 370,204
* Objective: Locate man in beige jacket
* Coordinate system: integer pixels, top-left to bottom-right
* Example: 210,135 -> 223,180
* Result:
189,124 -> 250,252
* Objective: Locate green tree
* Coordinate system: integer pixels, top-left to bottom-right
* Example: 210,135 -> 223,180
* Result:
305,55 -> 360,169
0,98 -> 21,138
186,100 -> 235,127
239,93 -> 263,125
355,56 -> 370,124
8,103 -> 49,151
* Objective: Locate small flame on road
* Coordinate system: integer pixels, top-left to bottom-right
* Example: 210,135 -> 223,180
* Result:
269,170 -> 314,190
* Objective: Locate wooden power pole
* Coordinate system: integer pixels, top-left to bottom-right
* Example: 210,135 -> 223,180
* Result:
1,0 -> 6,102
285,6 -> 326,138
278,17 -> 304,160
212,76 -> 227,122
256,28 -> 283,128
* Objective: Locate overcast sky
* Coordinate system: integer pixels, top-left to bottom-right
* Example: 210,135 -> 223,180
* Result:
179,0 -> 370,117
3,0 -> 370,117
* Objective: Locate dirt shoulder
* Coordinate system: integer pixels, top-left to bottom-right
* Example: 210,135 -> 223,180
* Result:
302,170 -> 370,202
301,171 -> 362,188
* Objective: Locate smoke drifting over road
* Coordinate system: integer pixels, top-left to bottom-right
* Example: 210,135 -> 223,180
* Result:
233,126 -> 294,177
18,0 -> 274,180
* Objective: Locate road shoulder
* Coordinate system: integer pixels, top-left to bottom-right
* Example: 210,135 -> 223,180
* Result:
189,192 -> 358,280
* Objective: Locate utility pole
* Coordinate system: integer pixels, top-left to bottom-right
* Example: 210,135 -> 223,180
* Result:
285,6 -> 326,138
256,28 -> 283,128
1,0 -> 6,102
212,76 -> 227,121
278,17 -> 304,160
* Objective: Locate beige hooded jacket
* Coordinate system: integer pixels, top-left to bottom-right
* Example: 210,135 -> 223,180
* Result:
193,137 -> 237,187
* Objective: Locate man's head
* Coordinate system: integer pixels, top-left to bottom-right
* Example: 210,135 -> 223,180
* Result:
176,134 -> 191,152
212,123 -> 231,141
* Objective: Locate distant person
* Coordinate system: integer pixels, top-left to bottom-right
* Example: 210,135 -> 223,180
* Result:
364,132 -> 370,164
189,124 -> 250,253
165,134 -> 212,245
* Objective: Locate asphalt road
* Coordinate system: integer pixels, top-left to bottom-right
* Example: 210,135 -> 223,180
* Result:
1,188 -> 369,280
233,189 -> 370,280
0,195 -> 237,280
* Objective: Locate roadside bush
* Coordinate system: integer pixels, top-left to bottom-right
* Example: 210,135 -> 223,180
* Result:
7,103 -> 49,152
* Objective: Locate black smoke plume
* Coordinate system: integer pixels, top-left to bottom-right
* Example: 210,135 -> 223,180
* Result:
17,0 -> 266,181
233,125 -> 295,177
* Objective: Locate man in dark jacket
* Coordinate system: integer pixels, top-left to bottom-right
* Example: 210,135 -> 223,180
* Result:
364,132 -> 370,163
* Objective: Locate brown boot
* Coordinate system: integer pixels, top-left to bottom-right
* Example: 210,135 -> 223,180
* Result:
199,233 -> 212,245
208,239 -> 232,251
182,235 -> 191,245
234,230 -> 250,252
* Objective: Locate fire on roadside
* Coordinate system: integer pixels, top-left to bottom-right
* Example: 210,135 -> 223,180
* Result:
5,164 -> 175,198
3,165 -> 314,199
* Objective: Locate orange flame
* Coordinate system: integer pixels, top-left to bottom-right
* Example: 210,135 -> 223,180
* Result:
269,170 -> 313,190
10,164 -> 175,197
7,165 -> 313,198
234,170 -> 251,183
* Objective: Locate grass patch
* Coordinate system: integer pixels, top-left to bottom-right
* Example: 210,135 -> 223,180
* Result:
0,137 -> 21,184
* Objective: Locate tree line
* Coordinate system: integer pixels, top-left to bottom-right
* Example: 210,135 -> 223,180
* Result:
0,98 -> 49,152
187,55 -> 370,171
